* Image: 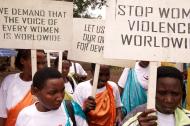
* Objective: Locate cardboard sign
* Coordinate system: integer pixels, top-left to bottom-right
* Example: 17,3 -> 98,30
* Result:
0,0 -> 72,50
104,0 -> 190,63
69,18 -> 135,67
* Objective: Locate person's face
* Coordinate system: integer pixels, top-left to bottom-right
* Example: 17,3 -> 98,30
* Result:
21,57 -> 32,75
37,52 -> 47,71
156,77 -> 182,114
36,78 -> 65,111
98,65 -> 110,87
139,61 -> 149,68
62,61 -> 70,77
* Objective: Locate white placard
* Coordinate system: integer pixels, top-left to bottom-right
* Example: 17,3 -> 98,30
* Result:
104,0 -> 190,63
0,0 -> 72,50
68,18 -> 135,67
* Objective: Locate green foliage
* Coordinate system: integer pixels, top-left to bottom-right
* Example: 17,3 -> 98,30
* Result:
73,0 -> 106,18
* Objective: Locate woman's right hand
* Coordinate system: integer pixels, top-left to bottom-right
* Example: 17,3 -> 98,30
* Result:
137,109 -> 157,126
83,96 -> 96,113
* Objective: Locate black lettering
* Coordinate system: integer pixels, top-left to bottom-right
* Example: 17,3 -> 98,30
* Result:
171,8 -> 180,19
159,8 -> 170,18
134,35 -> 142,46
118,5 -> 125,15
162,37 -> 170,48
171,37 -> 183,48
0,8 -> 8,15
182,8 -> 190,18
121,34 -> 132,45
128,20 -> 136,31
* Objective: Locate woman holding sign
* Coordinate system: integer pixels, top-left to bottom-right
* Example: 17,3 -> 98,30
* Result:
0,49 -> 46,126
73,64 -> 123,126
122,66 -> 190,126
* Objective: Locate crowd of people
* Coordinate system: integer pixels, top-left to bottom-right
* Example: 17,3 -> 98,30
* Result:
0,49 -> 190,126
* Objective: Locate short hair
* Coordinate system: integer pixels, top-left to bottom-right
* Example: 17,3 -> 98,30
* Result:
157,66 -> 183,88
32,67 -> 62,90
62,59 -> 71,65
54,52 -> 69,68
15,49 -> 31,70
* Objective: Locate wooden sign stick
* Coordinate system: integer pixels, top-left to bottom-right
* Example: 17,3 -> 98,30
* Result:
58,51 -> 63,73
46,50 -> 51,67
91,64 -> 100,97
10,56 -> 15,70
147,61 -> 159,109
31,49 -> 37,78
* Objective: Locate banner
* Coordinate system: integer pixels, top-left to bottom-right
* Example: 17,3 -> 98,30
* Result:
68,18 -> 135,67
0,0 -> 72,50
104,0 -> 190,63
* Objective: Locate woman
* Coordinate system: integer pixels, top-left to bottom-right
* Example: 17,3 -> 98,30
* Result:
16,67 -> 88,126
0,49 -> 46,126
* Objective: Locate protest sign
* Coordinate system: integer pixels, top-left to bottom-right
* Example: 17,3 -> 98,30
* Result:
104,0 -> 190,63
0,0 -> 72,50
69,18 -> 135,67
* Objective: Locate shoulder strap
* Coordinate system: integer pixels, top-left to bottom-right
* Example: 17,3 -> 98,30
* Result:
67,76 -> 75,92
65,100 -> 76,126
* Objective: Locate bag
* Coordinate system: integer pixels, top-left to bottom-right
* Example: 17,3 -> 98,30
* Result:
65,100 -> 76,126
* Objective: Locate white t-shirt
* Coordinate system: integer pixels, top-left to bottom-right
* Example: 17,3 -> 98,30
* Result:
0,73 -> 32,118
73,80 -> 122,109
118,62 -> 149,89
69,62 -> 87,76
64,81 -> 77,97
16,102 -> 88,126
157,111 -> 175,126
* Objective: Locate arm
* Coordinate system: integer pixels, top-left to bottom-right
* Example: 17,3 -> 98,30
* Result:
108,82 -> 123,125
75,63 -> 87,82
0,118 -> 6,126
0,78 -> 9,126
122,109 -> 157,126
115,107 -> 123,126
118,68 -> 130,95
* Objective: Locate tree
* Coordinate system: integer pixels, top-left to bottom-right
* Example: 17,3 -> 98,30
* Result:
73,0 -> 106,18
